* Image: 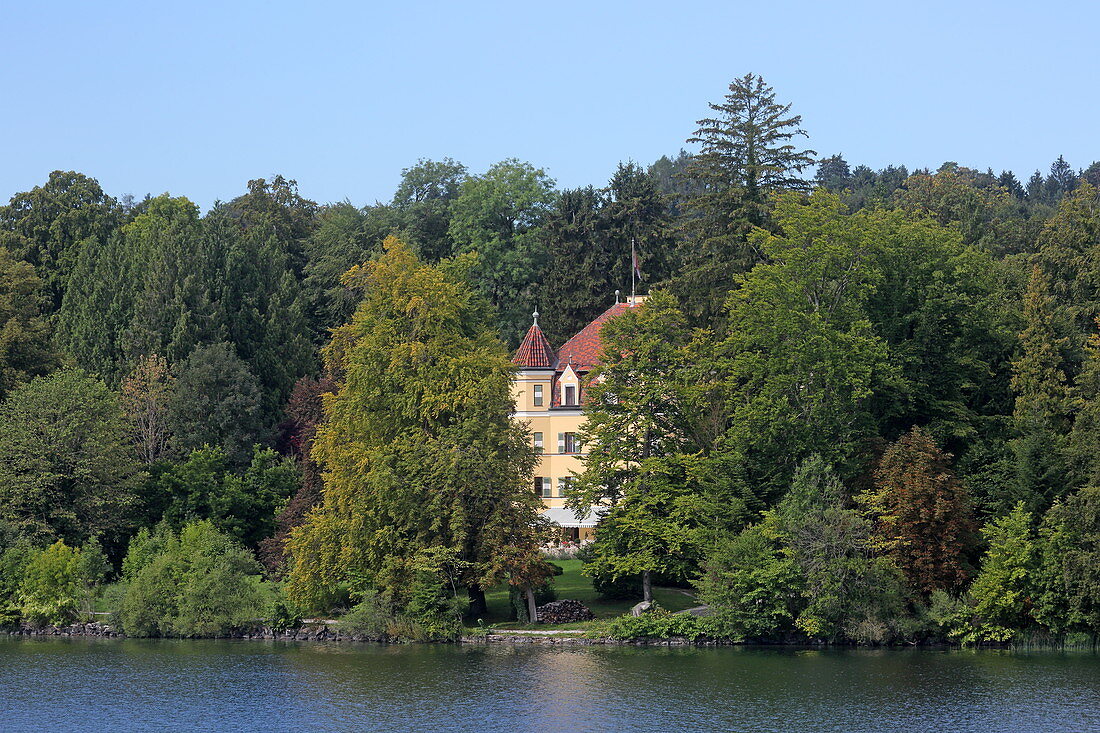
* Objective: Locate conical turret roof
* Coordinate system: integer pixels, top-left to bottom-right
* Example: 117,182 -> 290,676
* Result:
513,312 -> 556,369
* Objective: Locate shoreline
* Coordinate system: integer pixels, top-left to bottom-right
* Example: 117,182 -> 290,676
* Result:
1,622 -> 980,649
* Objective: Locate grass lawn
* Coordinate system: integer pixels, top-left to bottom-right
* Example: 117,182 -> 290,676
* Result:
478,559 -> 696,629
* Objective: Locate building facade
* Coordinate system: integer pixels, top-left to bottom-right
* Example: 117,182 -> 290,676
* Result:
511,297 -> 643,541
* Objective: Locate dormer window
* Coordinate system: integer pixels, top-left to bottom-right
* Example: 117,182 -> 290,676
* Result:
533,384 -> 544,406
564,384 -> 577,406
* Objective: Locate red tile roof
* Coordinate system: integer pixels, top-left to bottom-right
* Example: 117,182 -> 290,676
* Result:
513,322 -> 556,369
555,302 -> 634,372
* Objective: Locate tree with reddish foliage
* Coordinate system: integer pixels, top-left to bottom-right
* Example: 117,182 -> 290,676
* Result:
858,427 -> 976,597
258,375 -> 334,575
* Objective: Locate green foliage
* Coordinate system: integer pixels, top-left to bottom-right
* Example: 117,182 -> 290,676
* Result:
0,248 -> 57,400
19,540 -> 84,626
967,503 -> 1037,642
0,368 -> 141,549
0,170 -> 119,312
718,191 -> 893,496
696,523 -> 802,640
448,159 -> 555,342
147,444 -> 298,548
167,342 -> 266,465
286,238 -> 542,615
1033,487 -> 1100,634
605,607 -> 705,640
117,521 -> 265,637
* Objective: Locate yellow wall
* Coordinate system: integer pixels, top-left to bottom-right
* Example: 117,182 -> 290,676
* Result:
513,368 -> 587,509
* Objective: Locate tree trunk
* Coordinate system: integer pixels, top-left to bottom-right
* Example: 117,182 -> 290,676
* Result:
468,585 -> 487,620
642,570 -> 653,603
525,587 -> 539,624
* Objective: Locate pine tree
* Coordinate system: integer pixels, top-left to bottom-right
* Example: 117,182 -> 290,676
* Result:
675,73 -> 816,323
0,248 -> 57,400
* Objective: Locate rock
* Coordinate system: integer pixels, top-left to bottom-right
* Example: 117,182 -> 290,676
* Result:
631,601 -> 654,617
534,599 -> 594,624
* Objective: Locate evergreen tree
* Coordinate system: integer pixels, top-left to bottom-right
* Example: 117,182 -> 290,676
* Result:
1010,265 -> 1071,509
1034,487 -> 1100,634
167,342 -> 266,465
675,73 -> 816,322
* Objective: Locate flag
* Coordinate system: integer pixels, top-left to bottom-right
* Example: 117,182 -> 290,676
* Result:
632,240 -> 643,281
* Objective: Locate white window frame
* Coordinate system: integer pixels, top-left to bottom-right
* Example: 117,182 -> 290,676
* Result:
533,384 -> 544,406
533,432 -> 544,453
564,384 -> 577,406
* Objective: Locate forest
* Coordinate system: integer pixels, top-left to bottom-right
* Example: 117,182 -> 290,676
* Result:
2,72 -> 1100,644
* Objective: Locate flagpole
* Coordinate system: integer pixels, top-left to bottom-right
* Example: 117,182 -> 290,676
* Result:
631,237 -> 636,305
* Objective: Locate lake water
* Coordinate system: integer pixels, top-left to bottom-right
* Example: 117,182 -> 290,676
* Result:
1,637 -> 1098,732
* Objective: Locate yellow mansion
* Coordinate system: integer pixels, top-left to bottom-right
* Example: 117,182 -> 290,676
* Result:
511,296 -> 645,541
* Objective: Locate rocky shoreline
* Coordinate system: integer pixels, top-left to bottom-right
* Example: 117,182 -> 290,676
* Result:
3,622 -> 733,646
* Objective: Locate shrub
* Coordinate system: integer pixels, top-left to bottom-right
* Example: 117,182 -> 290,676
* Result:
336,589 -> 394,638
117,521 -> 266,637
605,607 -> 705,640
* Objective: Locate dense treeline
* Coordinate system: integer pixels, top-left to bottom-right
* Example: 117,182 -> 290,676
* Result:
1,73 -> 1099,642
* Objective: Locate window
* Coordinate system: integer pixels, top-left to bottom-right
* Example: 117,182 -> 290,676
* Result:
533,384 -> 544,406
564,384 -> 577,406
534,476 -> 552,498
557,477 -> 574,498
533,432 -> 544,453
558,432 -> 580,454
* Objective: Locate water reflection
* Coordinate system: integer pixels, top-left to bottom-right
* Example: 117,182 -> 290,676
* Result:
1,639 -> 1098,732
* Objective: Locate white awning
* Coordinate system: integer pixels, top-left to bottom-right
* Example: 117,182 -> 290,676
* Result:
541,506 -> 601,528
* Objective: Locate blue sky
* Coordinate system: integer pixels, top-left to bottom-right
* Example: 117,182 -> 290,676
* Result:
3,0 -> 1096,210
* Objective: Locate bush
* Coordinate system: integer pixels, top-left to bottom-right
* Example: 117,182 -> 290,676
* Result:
336,589 -> 394,638
117,521 -> 266,637
20,541 -> 83,626
605,607 -> 705,640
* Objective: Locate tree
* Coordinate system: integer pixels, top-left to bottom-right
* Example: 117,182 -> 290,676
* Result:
167,342 -> 266,465
1009,265 -> 1072,509
1034,487 -> 1100,634
539,186 -> 612,344
0,248 -> 57,400
147,445 -> 298,549
815,154 -> 851,191
259,375 -> 335,574
392,157 -> 467,263
206,202 -> 315,420
121,354 -> 175,464
1034,183 -> 1100,338
1068,321 -> 1100,488
858,427 -> 975,596
0,171 -> 118,311
968,503 -> 1037,641
0,369 -> 140,550
302,203 -> 391,334
448,159 -> 556,343
572,292 -> 745,600
775,455 -> 906,643
675,73 -> 816,322
19,540 -> 84,626
285,237 -> 543,619
696,522 -> 802,640
717,191 -> 893,497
